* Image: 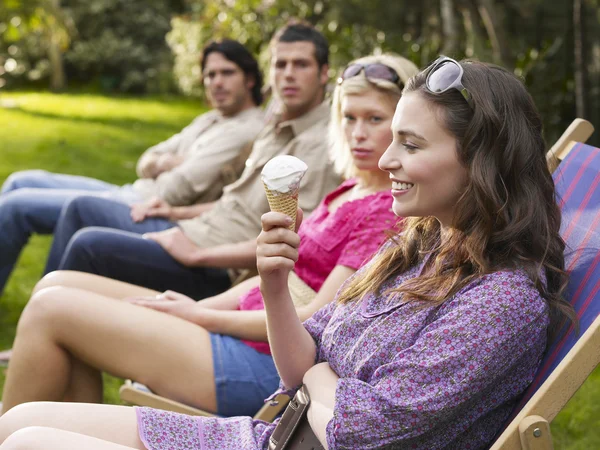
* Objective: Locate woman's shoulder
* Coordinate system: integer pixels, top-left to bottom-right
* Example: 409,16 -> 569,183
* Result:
448,269 -> 548,315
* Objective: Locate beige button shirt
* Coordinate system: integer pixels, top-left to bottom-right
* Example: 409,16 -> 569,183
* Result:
132,107 -> 264,206
179,101 -> 341,247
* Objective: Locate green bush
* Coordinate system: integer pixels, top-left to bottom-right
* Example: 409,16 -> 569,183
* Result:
62,0 -> 185,93
0,0 -> 187,93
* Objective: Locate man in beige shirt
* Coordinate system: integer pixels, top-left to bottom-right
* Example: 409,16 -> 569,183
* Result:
131,39 -> 265,208
0,39 -> 264,295
45,22 -> 341,299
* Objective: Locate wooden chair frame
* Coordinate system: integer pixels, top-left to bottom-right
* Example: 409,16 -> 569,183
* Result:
119,381 -> 290,422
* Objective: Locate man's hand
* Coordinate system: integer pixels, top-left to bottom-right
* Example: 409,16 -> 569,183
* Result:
144,227 -> 202,266
130,197 -> 173,222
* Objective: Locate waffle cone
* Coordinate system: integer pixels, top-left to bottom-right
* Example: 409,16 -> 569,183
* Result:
263,182 -> 299,230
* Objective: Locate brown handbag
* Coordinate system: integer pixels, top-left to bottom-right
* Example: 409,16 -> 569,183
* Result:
268,385 -> 324,450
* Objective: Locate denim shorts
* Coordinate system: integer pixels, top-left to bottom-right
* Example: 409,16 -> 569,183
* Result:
210,333 -> 280,417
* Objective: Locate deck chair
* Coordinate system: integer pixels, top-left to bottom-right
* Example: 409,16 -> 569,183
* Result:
120,270 -> 317,421
491,129 -> 599,448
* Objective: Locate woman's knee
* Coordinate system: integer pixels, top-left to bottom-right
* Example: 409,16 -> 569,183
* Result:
0,427 -> 37,449
17,287 -> 72,334
32,272 -> 65,295
0,426 -> 63,449
0,402 -> 53,442
33,271 -> 87,295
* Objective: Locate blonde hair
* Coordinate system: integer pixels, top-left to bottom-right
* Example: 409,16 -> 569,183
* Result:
329,53 -> 419,179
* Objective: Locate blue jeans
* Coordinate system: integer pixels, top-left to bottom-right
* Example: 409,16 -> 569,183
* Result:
0,170 -> 133,295
210,333 -> 280,417
51,196 -> 231,299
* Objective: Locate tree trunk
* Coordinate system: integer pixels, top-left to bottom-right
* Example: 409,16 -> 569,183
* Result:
474,0 -> 513,67
48,31 -> 66,91
573,0 -> 587,118
47,0 -> 66,91
460,2 -> 488,59
421,0 -> 442,66
440,0 -> 459,55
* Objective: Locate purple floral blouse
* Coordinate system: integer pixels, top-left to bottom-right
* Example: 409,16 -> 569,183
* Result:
137,254 -> 549,450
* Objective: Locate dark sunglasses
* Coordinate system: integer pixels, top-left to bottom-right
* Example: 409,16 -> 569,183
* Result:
337,63 -> 403,88
425,56 -> 472,107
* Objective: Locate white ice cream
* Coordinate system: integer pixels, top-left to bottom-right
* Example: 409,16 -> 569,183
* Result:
261,155 -> 308,194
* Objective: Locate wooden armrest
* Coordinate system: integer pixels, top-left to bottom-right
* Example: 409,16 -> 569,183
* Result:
119,380 -> 214,417
518,415 -> 554,450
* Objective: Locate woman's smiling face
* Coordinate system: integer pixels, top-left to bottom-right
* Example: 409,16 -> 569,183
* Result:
378,91 -> 469,227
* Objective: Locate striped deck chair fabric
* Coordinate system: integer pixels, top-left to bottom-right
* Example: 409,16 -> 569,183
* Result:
491,141 -> 600,448
531,143 -> 600,399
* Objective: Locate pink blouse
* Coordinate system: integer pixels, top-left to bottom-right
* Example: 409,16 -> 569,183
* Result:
238,179 -> 398,354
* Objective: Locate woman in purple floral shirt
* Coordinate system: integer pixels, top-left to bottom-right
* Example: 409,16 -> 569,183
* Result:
0,59 -> 575,449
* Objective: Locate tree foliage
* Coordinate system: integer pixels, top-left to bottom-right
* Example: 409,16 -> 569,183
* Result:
62,0 -> 186,92
0,0 -> 186,92
1,0 -> 598,145
168,0 -> 599,145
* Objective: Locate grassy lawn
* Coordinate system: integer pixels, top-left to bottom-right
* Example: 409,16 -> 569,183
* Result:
0,91 -> 598,447
0,91 -> 204,404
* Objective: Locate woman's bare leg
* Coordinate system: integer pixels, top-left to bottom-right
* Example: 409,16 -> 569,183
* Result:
33,271 -> 159,298
1,428 -> 139,450
0,402 -> 144,449
0,272 -> 160,374
1,286 -> 217,413
62,357 -> 103,403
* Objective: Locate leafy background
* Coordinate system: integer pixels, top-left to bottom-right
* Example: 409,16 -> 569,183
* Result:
1,0 -> 599,145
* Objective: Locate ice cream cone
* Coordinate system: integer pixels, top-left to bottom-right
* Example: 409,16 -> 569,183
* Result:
261,155 -> 308,231
263,182 -> 299,230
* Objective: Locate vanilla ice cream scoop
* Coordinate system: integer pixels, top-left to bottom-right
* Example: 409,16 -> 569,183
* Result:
261,155 -> 308,194
261,155 -> 308,230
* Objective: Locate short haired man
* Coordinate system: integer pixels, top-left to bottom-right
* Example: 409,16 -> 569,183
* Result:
0,39 -> 264,295
45,21 -> 340,299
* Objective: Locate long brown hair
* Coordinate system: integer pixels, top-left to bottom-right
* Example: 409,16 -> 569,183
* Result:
337,60 -> 576,335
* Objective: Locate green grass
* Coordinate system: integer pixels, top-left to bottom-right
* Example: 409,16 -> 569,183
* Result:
0,91 -> 598,447
0,91 -> 203,404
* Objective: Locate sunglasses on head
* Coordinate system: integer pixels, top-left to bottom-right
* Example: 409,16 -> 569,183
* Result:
337,63 -> 403,88
425,56 -> 472,108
